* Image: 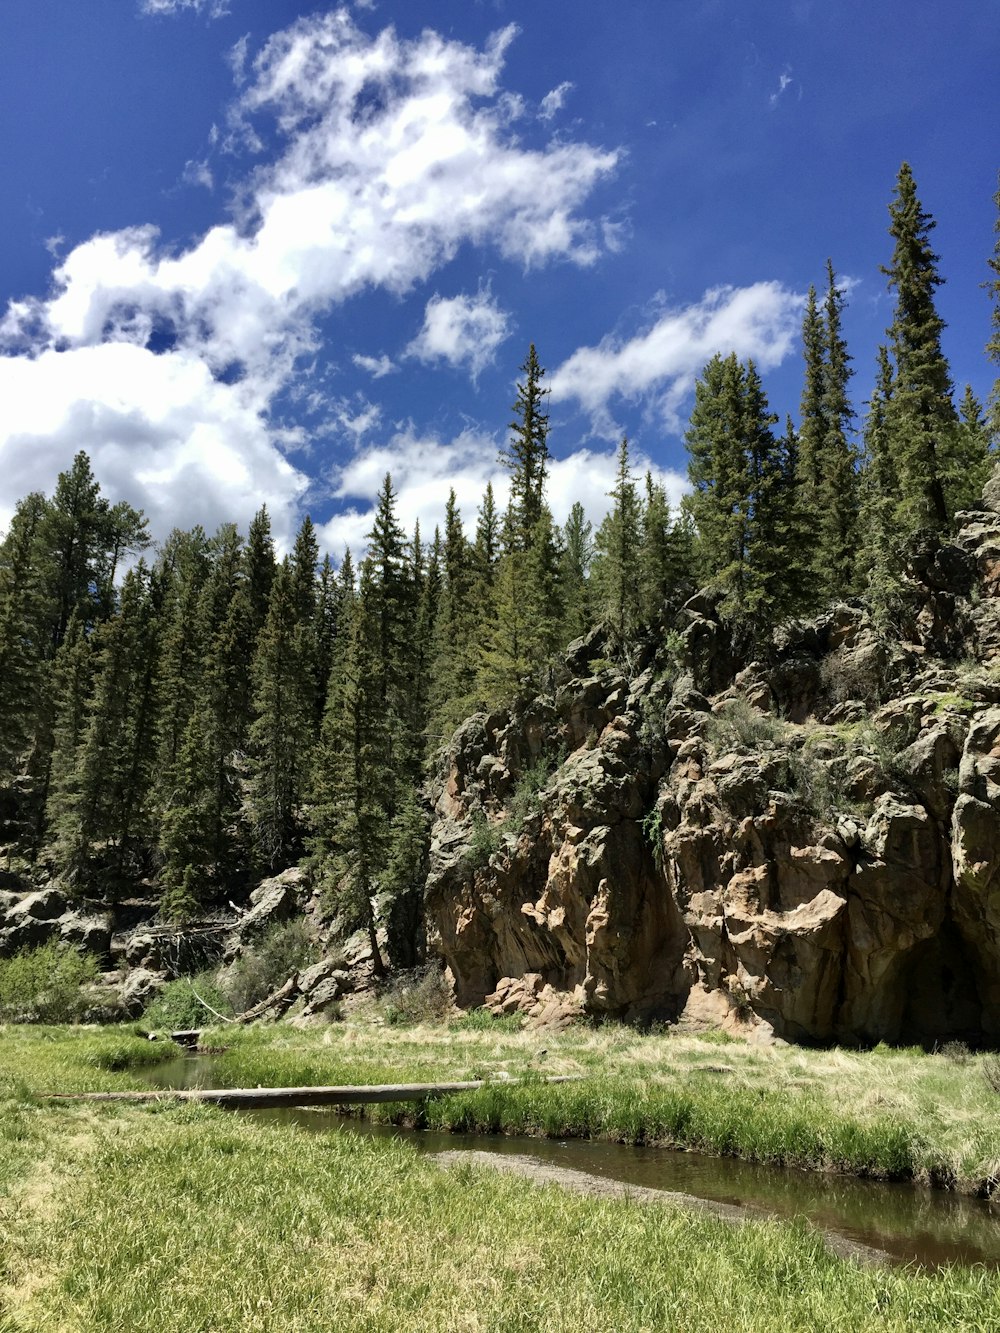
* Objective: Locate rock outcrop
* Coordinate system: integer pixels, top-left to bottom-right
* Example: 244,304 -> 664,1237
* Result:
425,476 -> 1000,1045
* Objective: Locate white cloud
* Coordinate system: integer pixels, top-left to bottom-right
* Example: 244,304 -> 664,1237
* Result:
319,427 -> 685,559
0,11 -> 618,544
405,289 -> 511,380
352,352 -> 397,378
769,67 -> 795,107
140,0 -> 231,17
0,342 -> 306,547
182,159 -> 214,191
539,81 -> 574,121
550,282 -> 804,436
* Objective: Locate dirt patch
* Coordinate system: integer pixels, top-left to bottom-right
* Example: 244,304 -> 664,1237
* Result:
433,1149 -> 890,1268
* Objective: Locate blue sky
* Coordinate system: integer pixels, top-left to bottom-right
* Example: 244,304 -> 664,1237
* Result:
1,0 -> 997,555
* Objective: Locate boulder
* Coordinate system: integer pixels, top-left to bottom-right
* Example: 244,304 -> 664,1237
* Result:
120,968 -> 167,1017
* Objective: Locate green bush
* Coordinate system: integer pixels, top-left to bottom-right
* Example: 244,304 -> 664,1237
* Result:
463,811 -> 503,871
223,918 -> 318,1015
143,974 -> 234,1031
0,942 -> 98,1023
705,696 -> 788,752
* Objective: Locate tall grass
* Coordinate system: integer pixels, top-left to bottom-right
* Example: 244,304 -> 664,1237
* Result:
3,1106 -> 1000,1331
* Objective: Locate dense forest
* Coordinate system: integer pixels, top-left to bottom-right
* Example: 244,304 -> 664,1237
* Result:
0,162 -> 998,949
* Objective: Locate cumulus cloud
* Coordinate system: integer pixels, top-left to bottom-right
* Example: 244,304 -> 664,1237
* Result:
319,427 -> 685,558
405,289 -> 511,380
0,11 -> 618,542
0,343 -> 305,546
550,282 -> 803,435
539,81 -> 574,120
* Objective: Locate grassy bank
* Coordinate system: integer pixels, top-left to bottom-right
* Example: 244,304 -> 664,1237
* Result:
5,1018 -> 1000,1199
187,1022 -> 1000,1194
4,1020 -> 1000,1194
2,1079 -> 1000,1330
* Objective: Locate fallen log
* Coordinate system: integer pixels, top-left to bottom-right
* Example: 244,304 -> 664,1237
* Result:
44,1075 -> 582,1110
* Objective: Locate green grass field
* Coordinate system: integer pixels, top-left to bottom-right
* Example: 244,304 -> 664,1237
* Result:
3,1022 -> 1000,1330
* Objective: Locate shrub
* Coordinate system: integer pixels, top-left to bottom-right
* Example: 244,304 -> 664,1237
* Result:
706,695 -> 788,752
0,942 -> 98,1023
463,811 -> 503,871
143,974 -> 234,1031
380,966 -> 453,1026
222,918 -> 317,1015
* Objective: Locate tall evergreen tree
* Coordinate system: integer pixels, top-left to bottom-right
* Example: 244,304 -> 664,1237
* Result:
49,564 -> 162,892
308,560 -> 389,974
797,283 -> 826,526
882,161 -> 957,535
593,438 -> 643,643
818,260 -> 859,598
245,562 -> 311,869
0,494 -> 52,780
501,345 -> 551,548
560,502 -> 594,641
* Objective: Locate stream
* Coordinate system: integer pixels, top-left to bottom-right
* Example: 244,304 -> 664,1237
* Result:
144,1054 -> 1000,1271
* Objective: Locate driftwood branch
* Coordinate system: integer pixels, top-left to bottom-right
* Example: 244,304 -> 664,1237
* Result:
191,988 -> 238,1025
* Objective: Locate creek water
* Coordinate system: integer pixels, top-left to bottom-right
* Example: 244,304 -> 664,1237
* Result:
144,1054 -> 1000,1271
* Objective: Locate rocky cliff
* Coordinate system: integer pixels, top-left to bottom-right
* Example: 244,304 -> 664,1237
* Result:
425,480 -> 1000,1045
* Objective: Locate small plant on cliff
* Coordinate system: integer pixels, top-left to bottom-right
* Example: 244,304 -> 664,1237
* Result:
641,805 -> 664,872
706,695 -> 788,752
463,811 -> 503,871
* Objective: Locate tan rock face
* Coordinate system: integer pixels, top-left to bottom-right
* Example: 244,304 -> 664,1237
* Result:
426,485 -> 1000,1045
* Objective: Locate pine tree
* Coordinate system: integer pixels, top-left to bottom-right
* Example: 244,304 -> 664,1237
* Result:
593,438 -> 643,643
0,494 -> 52,780
244,506 -> 276,645
154,527 -> 212,780
38,451 -> 148,645
686,353 -> 752,597
49,564 -> 162,893
501,345 -> 551,548
882,162 -> 957,536
797,283 -> 826,525
245,562 -> 311,869
952,385 -> 994,511
430,492 -> 477,736
560,502 -> 594,641
308,560 -> 389,974
818,260 -> 859,598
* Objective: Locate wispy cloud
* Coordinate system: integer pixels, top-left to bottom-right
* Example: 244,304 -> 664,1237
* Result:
140,0 -> 231,18
352,353 -> 397,379
539,80 -> 574,120
769,67 -> 796,107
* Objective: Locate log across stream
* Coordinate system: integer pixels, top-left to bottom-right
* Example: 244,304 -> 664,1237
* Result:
97,1053 -> 1000,1272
